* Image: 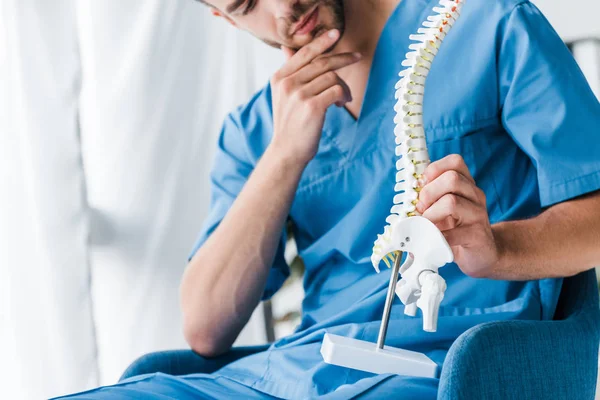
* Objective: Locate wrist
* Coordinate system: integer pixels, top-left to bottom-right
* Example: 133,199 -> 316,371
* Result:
264,140 -> 311,173
491,222 -> 517,277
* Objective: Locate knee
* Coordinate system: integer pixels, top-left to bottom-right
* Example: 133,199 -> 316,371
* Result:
120,351 -> 172,381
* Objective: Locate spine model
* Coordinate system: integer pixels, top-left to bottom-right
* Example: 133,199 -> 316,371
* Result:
371,0 -> 464,332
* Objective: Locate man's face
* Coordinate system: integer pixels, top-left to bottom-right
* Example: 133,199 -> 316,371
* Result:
208,0 -> 345,50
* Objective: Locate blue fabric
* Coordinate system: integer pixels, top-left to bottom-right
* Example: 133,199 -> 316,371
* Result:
119,346 -> 270,381
118,270 -> 599,400
57,0 -> 600,398
438,269 -> 600,400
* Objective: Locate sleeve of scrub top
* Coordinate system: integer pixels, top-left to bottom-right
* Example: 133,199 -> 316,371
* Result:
499,2 -> 600,208
188,112 -> 290,301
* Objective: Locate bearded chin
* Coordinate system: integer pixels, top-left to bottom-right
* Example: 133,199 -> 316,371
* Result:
274,0 -> 346,50
311,0 -> 345,38
327,0 -> 345,35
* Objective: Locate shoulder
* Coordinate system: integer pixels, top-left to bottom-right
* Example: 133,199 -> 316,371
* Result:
460,0 -> 532,15
225,83 -> 274,165
228,83 -> 273,135
450,0 -> 548,48
452,0 -> 545,32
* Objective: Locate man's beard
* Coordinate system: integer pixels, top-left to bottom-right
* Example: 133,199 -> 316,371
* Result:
261,0 -> 345,50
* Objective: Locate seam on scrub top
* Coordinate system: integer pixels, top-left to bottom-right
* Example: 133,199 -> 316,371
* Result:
216,375 -> 282,399
296,147 -> 378,193
423,116 -> 500,143
246,358 -> 320,398
293,129 -> 352,192
230,112 -> 263,169
248,345 -> 318,396
547,168 -> 600,189
346,111 -> 387,163
253,344 -> 273,388
481,126 -> 507,215
296,111 -> 392,192
541,169 -> 600,206
52,373 -> 163,397
296,116 -> 500,193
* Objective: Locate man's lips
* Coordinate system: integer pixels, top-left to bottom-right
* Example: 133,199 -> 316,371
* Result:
292,6 -> 319,36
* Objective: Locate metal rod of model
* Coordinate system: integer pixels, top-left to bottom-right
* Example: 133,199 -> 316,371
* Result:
376,253 -> 402,349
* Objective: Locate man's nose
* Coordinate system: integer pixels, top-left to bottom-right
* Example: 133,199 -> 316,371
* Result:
273,0 -> 300,21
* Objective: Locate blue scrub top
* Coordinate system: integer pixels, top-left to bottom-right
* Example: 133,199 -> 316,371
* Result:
58,0 -> 600,399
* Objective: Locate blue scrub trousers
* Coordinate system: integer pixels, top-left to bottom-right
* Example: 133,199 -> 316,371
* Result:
114,349 -> 437,399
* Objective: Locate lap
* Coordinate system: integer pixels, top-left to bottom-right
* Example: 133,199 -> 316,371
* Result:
55,373 -> 438,400
54,373 -> 278,400
120,347 -> 269,381
355,375 -> 438,400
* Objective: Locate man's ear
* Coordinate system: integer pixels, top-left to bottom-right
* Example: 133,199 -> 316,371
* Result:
210,7 -> 238,27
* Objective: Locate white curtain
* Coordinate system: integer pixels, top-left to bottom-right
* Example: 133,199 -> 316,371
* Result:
0,1 -> 98,398
0,1 -> 281,398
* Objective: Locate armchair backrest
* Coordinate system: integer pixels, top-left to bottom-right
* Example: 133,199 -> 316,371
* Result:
553,269 -> 600,326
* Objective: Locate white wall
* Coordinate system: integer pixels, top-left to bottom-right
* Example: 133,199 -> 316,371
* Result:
534,0 -> 600,42
534,0 -> 600,98
572,41 -> 600,99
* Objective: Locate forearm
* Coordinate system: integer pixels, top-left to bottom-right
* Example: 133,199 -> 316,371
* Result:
180,145 -> 306,356
491,191 -> 600,280
180,31 -> 359,355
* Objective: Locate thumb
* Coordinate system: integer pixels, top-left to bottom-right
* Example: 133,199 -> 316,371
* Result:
281,46 -> 295,61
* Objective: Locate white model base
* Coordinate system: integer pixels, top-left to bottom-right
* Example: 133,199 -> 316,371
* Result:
320,333 -> 438,378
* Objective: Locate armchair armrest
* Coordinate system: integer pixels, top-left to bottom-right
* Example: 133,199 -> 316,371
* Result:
439,270 -> 600,399
120,345 -> 270,381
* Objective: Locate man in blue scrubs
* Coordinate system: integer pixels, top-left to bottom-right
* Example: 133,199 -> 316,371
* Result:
58,0 -> 600,398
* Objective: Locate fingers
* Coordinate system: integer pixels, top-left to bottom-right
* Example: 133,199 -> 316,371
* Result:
299,71 -> 351,103
293,52 -> 361,83
314,84 -> 348,111
422,194 -> 485,231
333,76 -> 352,107
417,153 -> 486,229
441,226 -> 488,247
281,46 -> 296,61
442,226 -> 472,247
422,154 -> 475,186
275,29 -> 340,78
272,29 -> 357,112
417,170 -> 484,214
